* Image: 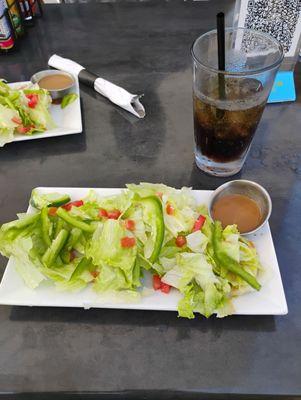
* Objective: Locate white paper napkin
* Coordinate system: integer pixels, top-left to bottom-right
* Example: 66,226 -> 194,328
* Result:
48,54 -> 145,118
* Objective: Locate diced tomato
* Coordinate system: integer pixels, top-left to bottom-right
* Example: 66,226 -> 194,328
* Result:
156,192 -> 163,199
90,270 -> 99,279
48,207 -> 58,216
175,235 -> 187,247
62,200 -> 84,211
166,203 -> 175,215
192,215 -> 206,232
11,116 -> 22,125
160,282 -> 171,294
70,200 -> 84,207
16,124 -> 31,134
69,250 -> 77,262
29,99 -> 37,108
120,236 -> 136,248
153,275 -> 162,290
107,210 -> 121,220
26,93 -> 38,108
152,275 -> 171,293
125,219 -> 135,231
99,208 -> 108,218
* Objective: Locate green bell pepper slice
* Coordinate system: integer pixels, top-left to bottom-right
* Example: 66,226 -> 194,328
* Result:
53,217 -> 64,239
41,208 -> 52,246
56,207 -> 95,233
1,213 -> 39,232
61,228 -> 82,264
70,257 -> 92,281
138,196 -> 164,263
42,229 -> 69,267
212,221 -> 261,291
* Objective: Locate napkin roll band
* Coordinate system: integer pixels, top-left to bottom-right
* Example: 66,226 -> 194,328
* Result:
78,69 -> 98,88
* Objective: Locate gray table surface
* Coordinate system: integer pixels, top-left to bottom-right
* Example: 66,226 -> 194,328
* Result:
0,1 -> 301,399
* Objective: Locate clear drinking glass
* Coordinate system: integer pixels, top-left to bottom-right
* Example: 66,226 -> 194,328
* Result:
191,28 -> 283,176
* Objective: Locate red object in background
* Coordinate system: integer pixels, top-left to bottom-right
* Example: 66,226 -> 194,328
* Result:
1,0 -> 43,53
0,8 -> 15,51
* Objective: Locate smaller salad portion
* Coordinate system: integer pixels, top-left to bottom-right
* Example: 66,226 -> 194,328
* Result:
0,80 -> 55,146
0,184 -> 263,318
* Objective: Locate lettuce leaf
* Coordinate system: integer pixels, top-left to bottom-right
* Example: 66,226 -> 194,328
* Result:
186,230 -> 208,253
25,89 -> 55,132
94,263 -> 131,292
6,237 -> 46,289
0,81 -> 55,143
87,220 -> 136,269
30,189 -> 70,210
124,205 -> 147,244
177,282 -> 205,319
162,252 -> 230,318
86,219 -> 139,291
53,257 -> 95,292
96,190 -> 134,217
222,225 -> 240,262
0,103 -> 19,146
0,214 -> 46,289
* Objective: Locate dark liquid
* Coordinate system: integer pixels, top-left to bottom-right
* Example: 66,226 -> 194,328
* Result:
194,78 -> 266,163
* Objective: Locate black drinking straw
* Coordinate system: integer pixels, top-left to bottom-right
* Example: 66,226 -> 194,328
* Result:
216,12 -> 226,101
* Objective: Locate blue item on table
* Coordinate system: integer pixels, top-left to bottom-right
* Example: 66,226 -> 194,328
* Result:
268,71 -> 296,103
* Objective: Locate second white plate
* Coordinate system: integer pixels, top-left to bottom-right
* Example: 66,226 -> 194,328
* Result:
8,80 -> 82,142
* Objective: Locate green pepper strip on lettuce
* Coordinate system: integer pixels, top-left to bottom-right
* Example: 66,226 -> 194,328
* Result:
138,196 -> 164,263
212,221 -> 261,291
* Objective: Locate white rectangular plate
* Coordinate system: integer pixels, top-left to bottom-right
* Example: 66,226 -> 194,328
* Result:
8,80 -> 82,142
0,188 -> 288,315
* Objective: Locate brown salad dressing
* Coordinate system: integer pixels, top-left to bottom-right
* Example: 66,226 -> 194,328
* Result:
38,74 -> 73,90
212,194 -> 262,233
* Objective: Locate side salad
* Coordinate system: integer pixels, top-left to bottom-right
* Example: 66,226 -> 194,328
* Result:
0,80 -> 55,146
0,183 -> 262,318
